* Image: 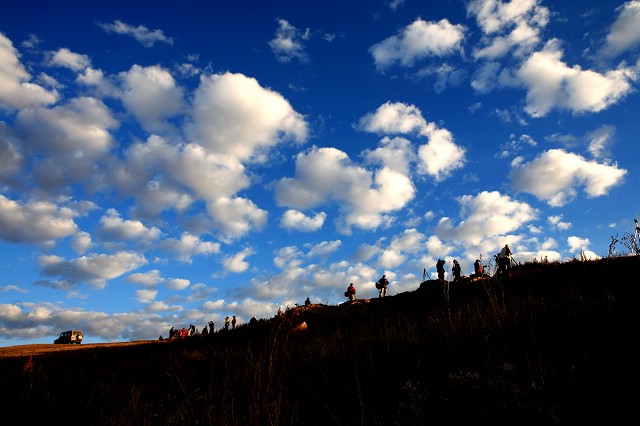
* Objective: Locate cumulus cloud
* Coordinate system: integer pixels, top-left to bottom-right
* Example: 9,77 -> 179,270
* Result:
268,19 -> 310,63
305,240 -> 342,258
433,191 -> 538,256
0,195 -> 78,244
127,269 -> 163,287
97,208 -> 162,243
274,146 -> 415,232
71,231 -> 92,254
370,18 -> 465,69
467,0 -> 549,59
280,209 -> 327,232
119,65 -> 185,133
358,102 -> 465,181
97,20 -> 173,47
189,72 -> 308,162
17,96 -> 118,190
46,48 -> 91,71
38,251 -> 148,289
0,32 -> 58,109
518,40 -> 634,117
159,232 -> 220,262
223,247 -> 255,273
207,197 -> 268,239
509,149 -> 627,206
599,1 -> 640,58
164,277 -> 190,291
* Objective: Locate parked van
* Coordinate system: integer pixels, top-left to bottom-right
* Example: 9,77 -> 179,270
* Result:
54,330 -> 84,344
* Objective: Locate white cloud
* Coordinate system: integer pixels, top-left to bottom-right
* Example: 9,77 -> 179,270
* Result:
518,40 -> 635,117
280,209 -> 326,232
433,191 -> 538,257
268,19 -> 310,63
97,208 -> 162,243
98,20 -> 173,47
0,32 -> 58,109
207,197 -> 268,239
468,0 -> 549,59
136,289 -> 157,303
119,65 -> 185,133
164,277 -> 190,291
567,236 -> 591,252
548,215 -> 572,231
71,231 -> 92,254
17,96 -> 118,189
509,149 -> 627,206
0,195 -> 78,244
38,251 -> 148,289
600,1 -> 640,58
223,247 -> 255,273
586,125 -> 615,160
370,18 -> 465,69
188,72 -> 308,161
127,269 -> 163,287
358,102 -> 465,181
274,146 -> 415,233
305,240 -> 342,258
47,48 -> 91,71
159,232 -> 220,262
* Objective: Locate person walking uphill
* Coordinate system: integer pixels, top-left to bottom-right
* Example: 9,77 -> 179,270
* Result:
345,283 -> 357,301
436,259 -> 446,280
376,274 -> 389,297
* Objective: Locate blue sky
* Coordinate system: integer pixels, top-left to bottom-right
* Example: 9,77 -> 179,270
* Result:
1,0 -> 639,346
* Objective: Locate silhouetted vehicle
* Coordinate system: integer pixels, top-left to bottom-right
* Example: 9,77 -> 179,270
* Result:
54,330 -> 83,344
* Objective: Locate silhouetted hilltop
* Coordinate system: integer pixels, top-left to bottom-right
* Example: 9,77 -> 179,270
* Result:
1,256 -> 639,425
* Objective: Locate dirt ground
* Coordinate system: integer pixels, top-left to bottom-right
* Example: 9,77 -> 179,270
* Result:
0,340 -> 158,358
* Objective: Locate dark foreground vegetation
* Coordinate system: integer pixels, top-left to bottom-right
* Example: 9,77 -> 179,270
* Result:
1,256 -> 640,425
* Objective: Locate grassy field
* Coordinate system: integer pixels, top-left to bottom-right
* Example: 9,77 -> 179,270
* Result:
1,255 -> 639,425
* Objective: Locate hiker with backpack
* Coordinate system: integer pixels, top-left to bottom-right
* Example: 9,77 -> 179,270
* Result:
345,283 -> 356,301
496,244 -> 512,275
376,274 -> 389,297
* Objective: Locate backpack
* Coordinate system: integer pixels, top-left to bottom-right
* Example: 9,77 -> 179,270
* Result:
375,281 -> 383,289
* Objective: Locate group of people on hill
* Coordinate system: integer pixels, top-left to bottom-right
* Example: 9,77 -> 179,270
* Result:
164,315 -> 241,341
434,244 -> 513,282
344,274 -> 390,301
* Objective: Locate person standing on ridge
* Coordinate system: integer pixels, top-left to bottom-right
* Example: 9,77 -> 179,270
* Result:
452,260 -> 462,282
224,316 -> 231,330
376,274 -> 389,297
231,315 -> 237,329
436,259 -> 446,280
305,297 -> 311,305
345,283 -> 357,301
474,259 -> 483,276
497,244 -> 512,275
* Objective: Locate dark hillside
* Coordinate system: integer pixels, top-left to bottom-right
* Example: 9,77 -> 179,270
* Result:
1,256 -> 639,425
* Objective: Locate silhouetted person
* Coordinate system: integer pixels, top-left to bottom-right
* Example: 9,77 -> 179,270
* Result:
497,244 -> 512,275
377,274 -> 389,297
208,320 -> 214,334
474,259 -> 483,276
231,315 -> 237,329
224,316 -> 230,330
305,297 -> 311,305
436,259 -> 446,280
452,260 -> 461,281
345,283 -> 356,301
